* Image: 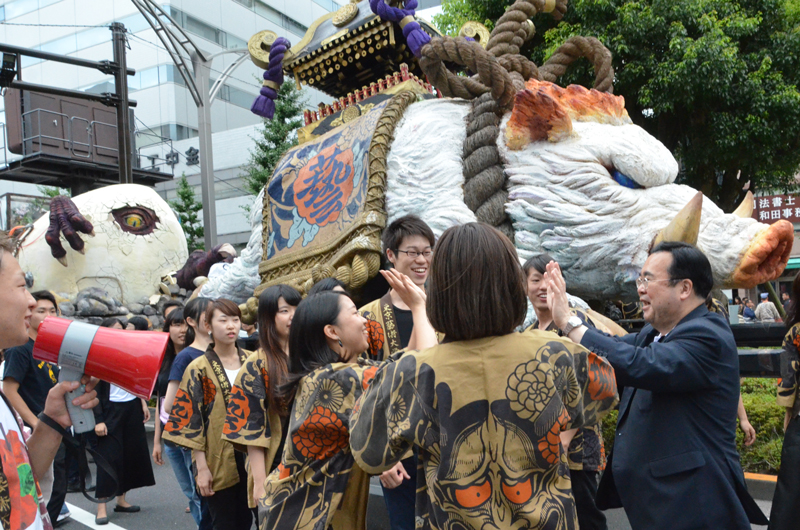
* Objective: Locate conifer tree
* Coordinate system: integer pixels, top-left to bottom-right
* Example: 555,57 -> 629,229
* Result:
243,81 -> 305,196
170,174 -> 204,251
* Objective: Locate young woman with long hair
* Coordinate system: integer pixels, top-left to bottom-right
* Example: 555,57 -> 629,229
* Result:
164,299 -> 255,530
93,319 -> 155,525
350,223 -> 618,529
260,274 -> 431,530
150,309 -> 202,524
223,284 -> 301,510
769,271 -> 800,528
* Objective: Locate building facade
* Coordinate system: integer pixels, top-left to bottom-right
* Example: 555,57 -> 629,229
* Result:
0,0 -> 339,239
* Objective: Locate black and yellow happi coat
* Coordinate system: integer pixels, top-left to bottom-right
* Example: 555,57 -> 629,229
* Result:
222,350 -> 285,508
163,346 -> 251,492
359,293 -> 402,362
525,308 -> 618,473
260,361 -> 379,530
350,331 -> 618,530
778,323 -> 800,415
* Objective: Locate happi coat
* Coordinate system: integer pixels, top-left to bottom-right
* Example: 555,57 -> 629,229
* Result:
360,292 -> 443,361
525,307 -> 619,473
260,360 -> 379,530
350,331 -> 618,530
360,293 -> 405,362
222,350 -> 285,508
163,346 -> 251,492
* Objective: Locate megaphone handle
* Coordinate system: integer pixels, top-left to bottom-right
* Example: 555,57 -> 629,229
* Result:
58,367 -> 95,434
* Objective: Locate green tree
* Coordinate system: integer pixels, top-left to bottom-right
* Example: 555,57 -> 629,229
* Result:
435,0 -> 800,211
170,174 -> 204,251
242,81 -> 306,196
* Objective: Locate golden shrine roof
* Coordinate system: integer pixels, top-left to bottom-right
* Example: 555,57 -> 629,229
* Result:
283,0 -> 440,98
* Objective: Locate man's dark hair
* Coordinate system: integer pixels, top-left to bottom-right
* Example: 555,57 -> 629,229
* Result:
127,316 -> 151,330
162,299 -> 184,316
522,252 -> 555,276
427,223 -> 527,340
307,278 -> 349,296
381,215 -> 435,256
649,242 -> 714,299
31,291 -> 58,313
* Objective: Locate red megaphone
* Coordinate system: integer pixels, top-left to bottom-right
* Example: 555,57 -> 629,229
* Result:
33,317 -> 168,433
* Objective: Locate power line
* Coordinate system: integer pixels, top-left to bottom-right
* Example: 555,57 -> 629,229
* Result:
133,115 -> 251,196
125,31 -> 259,89
0,21 -> 111,28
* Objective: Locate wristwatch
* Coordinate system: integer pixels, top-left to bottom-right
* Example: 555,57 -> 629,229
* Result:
562,315 -> 584,336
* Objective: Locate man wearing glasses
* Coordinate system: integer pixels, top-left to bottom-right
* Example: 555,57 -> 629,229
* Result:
358,214 -> 436,530
544,241 -> 766,529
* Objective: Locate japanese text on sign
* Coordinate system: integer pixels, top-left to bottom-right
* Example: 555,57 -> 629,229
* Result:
753,194 -> 800,223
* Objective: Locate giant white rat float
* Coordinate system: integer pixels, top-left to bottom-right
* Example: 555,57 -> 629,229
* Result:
200,0 -> 792,312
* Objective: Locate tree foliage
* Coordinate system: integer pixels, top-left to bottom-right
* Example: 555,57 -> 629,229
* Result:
170,174 -> 204,252
435,0 -> 800,210
242,82 -> 306,196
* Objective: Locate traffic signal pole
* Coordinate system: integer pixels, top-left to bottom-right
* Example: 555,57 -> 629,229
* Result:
192,54 -> 217,250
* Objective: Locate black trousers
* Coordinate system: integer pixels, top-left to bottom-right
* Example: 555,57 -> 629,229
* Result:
769,414 -> 800,529
381,455 -> 417,530
46,441 -> 67,523
572,469 -> 607,530
204,453 -> 255,530
95,399 -> 155,499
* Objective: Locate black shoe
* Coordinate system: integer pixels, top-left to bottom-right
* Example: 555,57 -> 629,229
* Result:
113,505 -> 140,513
66,482 -> 81,493
95,516 -> 108,525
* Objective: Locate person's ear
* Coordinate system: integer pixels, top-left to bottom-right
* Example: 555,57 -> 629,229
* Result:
679,279 -> 694,301
386,248 -> 397,267
323,323 -> 339,343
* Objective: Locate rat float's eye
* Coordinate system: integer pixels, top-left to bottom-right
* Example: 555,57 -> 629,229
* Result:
611,169 -> 643,189
112,206 -> 159,235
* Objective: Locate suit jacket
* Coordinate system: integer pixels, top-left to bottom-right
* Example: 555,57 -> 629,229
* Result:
582,304 -> 767,529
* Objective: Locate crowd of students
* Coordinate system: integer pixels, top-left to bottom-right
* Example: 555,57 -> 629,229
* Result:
6,213 -> 800,530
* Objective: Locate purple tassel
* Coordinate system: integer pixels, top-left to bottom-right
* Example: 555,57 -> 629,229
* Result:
251,37 -> 291,119
370,0 -> 430,58
402,20 -> 431,57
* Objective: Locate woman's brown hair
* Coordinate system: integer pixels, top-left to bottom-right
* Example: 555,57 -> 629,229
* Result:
426,223 -> 527,340
204,298 -> 242,326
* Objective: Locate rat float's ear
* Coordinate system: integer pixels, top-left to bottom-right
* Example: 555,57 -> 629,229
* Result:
505,88 -> 574,150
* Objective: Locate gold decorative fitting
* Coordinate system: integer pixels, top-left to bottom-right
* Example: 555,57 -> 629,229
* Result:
544,0 -> 557,13
332,3 -> 359,27
262,80 -> 280,90
341,105 -> 362,123
524,20 -> 536,41
399,15 -> 415,29
248,30 -> 278,69
321,28 -> 349,47
458,21 -> 491,48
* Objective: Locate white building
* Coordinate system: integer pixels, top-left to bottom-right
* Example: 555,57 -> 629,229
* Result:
0,0 -> 339,241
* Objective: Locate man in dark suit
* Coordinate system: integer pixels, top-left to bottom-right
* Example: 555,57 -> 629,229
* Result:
544,241 -> 767,529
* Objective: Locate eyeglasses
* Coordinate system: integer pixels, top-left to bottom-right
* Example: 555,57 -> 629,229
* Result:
635,277 -> 683,290
395,249 -> 432,259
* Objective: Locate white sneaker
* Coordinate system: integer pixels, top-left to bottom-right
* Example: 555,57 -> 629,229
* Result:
57,510 -> 71,522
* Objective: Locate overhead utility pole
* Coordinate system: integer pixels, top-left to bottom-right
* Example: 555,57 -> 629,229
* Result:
132,0 -> 251,250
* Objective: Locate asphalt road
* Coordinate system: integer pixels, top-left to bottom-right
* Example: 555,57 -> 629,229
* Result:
56,425 -> 773,530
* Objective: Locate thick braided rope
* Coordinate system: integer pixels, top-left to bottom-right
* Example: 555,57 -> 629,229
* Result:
539,36 -> 615,93
419,37 -> 517,110
461,92 -> 514,240
485,0 -> 569,59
